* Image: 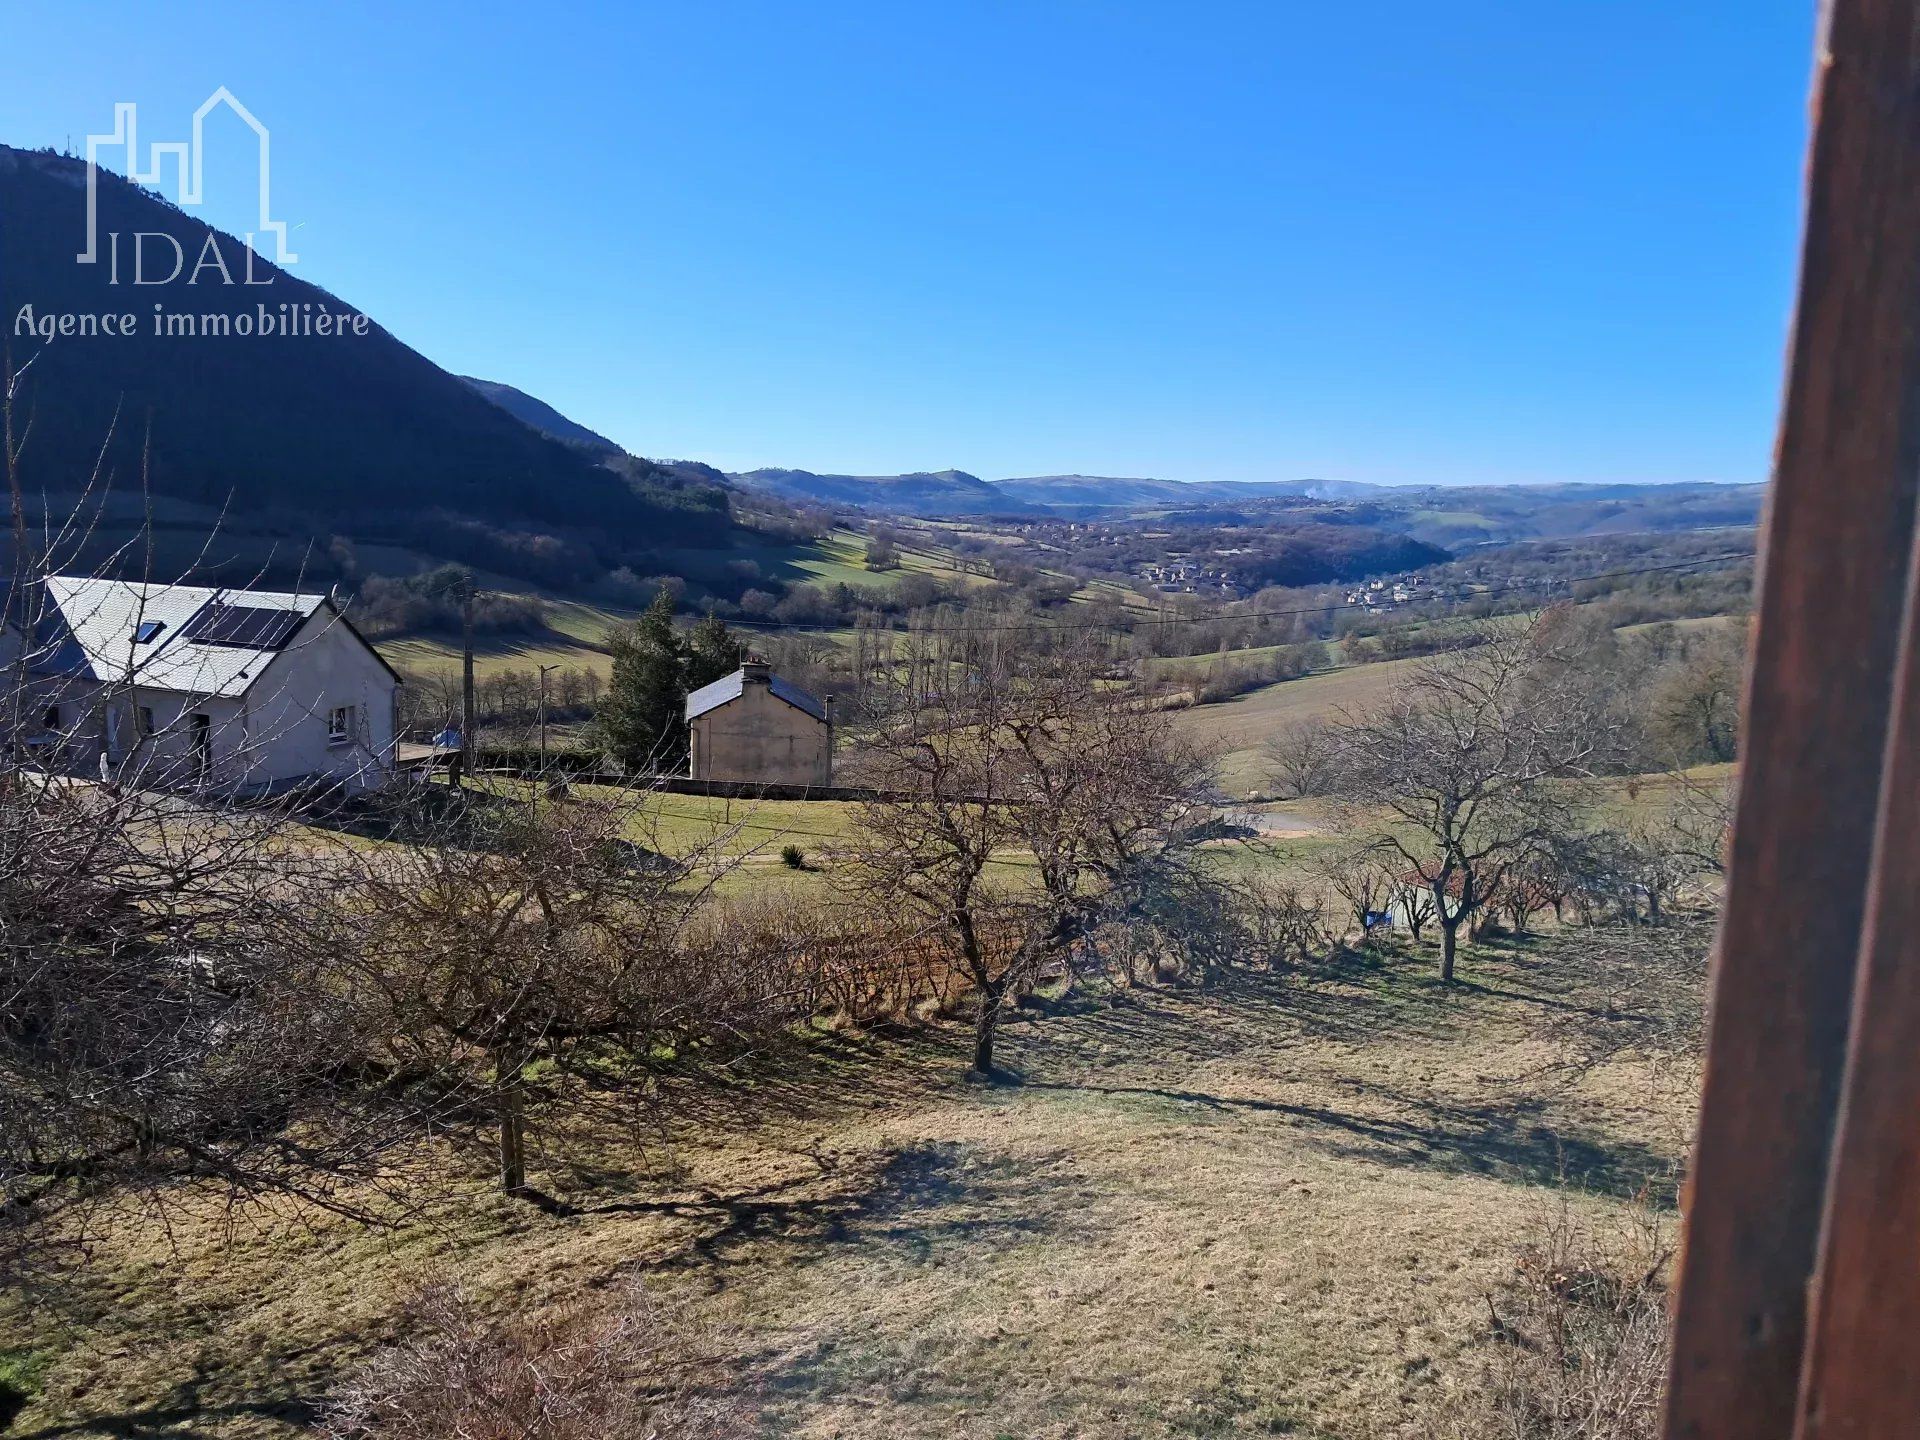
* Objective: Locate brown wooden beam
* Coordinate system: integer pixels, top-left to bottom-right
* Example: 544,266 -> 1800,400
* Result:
1793,495 -> 1920,1435
1663,2 -> 1920,1435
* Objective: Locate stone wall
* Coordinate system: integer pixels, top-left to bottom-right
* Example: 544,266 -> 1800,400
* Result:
689,675 -> 831,786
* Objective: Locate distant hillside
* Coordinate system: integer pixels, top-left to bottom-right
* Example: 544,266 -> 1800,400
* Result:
459,376 -> 622,456
0,146 -> 739,586
1348,483 -> 1768,547
732,467 -> 1042,517
995,475 -> 1367,509
721,462 -> 1761,537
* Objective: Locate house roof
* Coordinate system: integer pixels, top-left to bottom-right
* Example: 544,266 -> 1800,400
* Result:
685,667 -> 828,724
25,576 -> 396,699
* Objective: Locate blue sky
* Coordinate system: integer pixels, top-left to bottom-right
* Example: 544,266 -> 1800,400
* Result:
1,2 -> 1813,485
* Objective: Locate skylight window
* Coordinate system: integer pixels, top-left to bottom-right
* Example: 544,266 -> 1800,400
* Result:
134,620 -> 165,644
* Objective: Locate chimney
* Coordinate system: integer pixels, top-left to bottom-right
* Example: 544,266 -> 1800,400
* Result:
741,657 -> 772,685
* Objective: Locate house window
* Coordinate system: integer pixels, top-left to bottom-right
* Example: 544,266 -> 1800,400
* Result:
327,704 -> 356,745
136,705 -> 155,737
41,704 -> 60,731
134,620 -> 165,644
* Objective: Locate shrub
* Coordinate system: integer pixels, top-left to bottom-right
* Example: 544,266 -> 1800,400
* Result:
323,1279 -> 740,1440
1425,1195 -> 1673,1440
780,843 -> 806,869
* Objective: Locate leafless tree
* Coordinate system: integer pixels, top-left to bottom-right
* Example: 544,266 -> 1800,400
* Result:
1313,842 -> 1395,938
1319,620 -> 1624,981
1263,717 -> 1337,800
1390,872 -> 1436,941
842,647 -> 1218,1076
1232,877 -> 1336,969
0,363 -> 441,1282
311,784 -> 795,1196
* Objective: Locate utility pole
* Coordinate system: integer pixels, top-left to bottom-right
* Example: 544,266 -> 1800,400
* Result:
459,579 -> 476,791
537,662 -> 557,773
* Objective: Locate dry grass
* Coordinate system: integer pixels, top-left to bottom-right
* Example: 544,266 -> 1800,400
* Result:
1172,660 -> 1424,795
1,923 -> 1702,1440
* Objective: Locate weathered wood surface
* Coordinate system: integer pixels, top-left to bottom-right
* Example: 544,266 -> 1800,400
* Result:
1663,2 -> 1920,1436
1793,522 -> 1920,1434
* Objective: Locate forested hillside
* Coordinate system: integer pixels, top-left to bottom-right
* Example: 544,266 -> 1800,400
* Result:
0,146 -> 739,584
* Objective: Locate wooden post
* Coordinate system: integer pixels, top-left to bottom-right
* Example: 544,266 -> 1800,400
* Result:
1662,3 -> 1920,1436
1793,515 -> 1920,1436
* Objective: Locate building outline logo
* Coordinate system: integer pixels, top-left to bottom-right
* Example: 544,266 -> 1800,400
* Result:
77,87 -> 296,266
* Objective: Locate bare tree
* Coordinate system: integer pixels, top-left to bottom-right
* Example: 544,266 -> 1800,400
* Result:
1313,842 -> 1394,938
1263,717 -> 1337,800
313,786 -> 788,1196
1389,871 -> 1435,941
1319,621 -> 1622,981
0,364 -> 438,1280
843,648 -> 1218,1076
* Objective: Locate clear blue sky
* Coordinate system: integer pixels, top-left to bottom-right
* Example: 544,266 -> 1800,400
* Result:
1,2 -> 1814,485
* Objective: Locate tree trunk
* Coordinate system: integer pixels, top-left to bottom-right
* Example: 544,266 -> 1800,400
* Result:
1438,918 -> 1459,983
496,1051 -> 527,1194
971,979 -> 1004,1077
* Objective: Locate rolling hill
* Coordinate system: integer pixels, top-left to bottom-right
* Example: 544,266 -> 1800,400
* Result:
994,475 -> 1366,509
730,467 -> 1042,517
725,462 -> 1763,536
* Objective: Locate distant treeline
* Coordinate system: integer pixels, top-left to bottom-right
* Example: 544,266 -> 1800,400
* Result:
352,566 -> 551,638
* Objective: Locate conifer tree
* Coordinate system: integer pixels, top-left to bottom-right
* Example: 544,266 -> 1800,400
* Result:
600,587 -> 689,770
686,611 -> 746,691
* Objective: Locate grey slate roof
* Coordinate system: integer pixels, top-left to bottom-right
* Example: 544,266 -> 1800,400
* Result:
28,576 -> 331,699
685,667 -> 828,723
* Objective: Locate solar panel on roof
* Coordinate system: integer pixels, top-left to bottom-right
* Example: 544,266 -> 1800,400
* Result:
181,603 -> 303,649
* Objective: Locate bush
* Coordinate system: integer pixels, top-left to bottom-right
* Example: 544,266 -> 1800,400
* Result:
1426,1195 -> 1673,1440
780,843 -> 806,869
323,1279 -> 741,1440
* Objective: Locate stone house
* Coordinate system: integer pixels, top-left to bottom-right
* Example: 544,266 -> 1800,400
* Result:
685,659 -> 831,787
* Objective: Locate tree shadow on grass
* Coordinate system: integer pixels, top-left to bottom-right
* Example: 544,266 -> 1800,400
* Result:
1022,1076 -> 1680,1206
584,1137 -> 1087,1280
992,956 -> 1485,1077
9,1389 -> 318,1439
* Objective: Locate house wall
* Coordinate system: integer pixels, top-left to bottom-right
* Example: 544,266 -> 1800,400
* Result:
690,681 -> 831,787
105,689 -> 244,789
62,609 -> 398,792
228,610 -> 397,790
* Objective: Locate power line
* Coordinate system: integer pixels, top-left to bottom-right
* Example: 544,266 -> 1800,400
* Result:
722,549 -> 1753,639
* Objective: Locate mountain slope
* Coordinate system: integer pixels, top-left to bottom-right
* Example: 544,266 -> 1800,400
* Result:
730,467 -> 1041,516
459,376 -> 622,456
0,147 -> 732,559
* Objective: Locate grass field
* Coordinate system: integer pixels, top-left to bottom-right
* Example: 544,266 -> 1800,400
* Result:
370,528 -> 1007,684
1172,658 -> 1424,795
453,778 -> 1074,902
2,919 -> 1703,1438
378,597 -> 642,682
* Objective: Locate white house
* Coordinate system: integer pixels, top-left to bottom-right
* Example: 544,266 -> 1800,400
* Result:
7,575 -> 401,794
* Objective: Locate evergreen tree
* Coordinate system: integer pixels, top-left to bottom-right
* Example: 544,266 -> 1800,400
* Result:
686,611 -> 746,691
599,587 -> 689,770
